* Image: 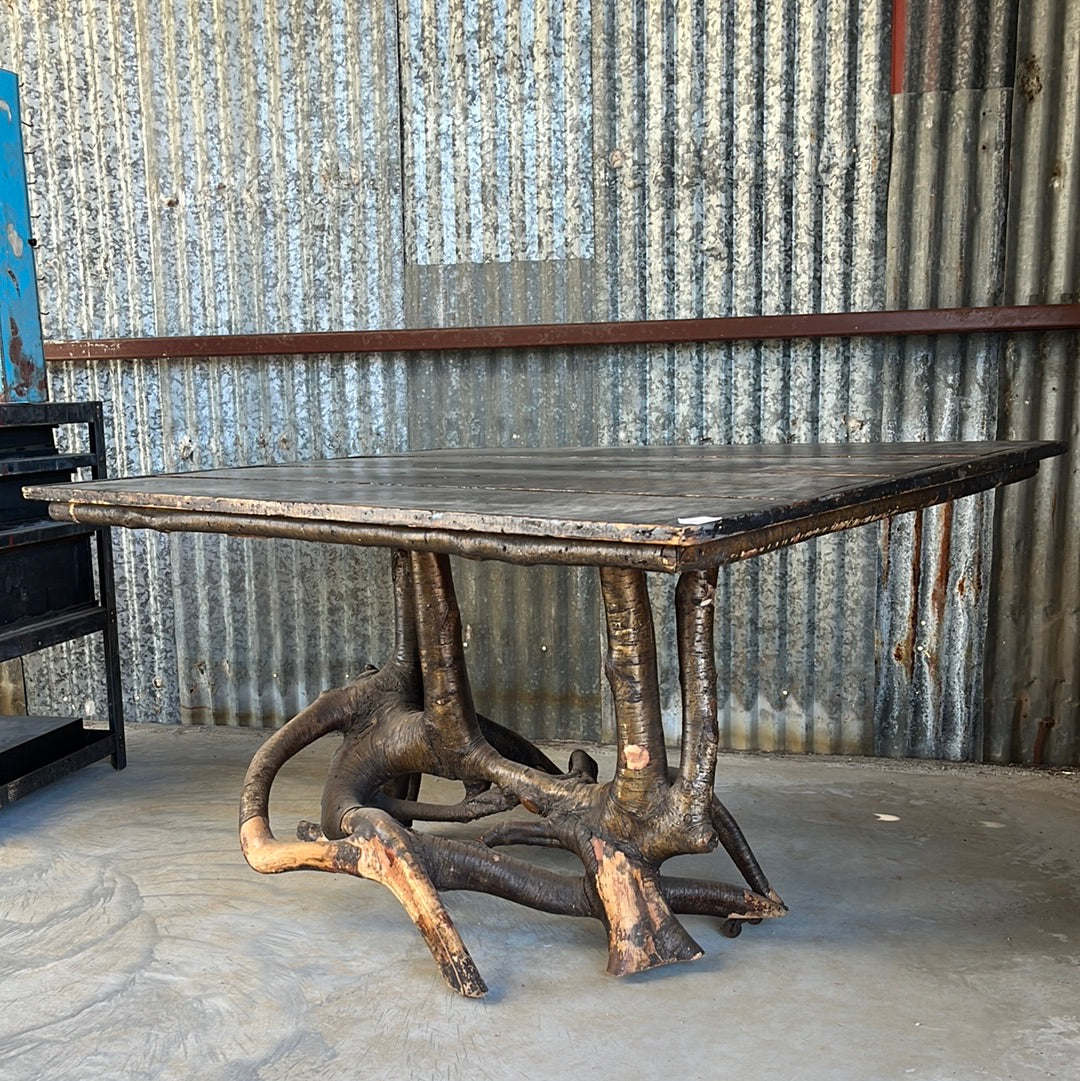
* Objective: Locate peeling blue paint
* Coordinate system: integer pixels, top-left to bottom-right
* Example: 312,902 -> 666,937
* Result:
0,69 -> 45,403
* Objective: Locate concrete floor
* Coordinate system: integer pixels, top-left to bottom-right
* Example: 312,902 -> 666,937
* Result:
0,724 -> 1078,1081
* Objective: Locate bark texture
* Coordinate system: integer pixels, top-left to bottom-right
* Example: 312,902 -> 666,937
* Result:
239,550 -> 785,996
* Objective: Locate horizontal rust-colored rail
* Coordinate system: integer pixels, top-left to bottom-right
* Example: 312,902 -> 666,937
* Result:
44,303 -> 1080,362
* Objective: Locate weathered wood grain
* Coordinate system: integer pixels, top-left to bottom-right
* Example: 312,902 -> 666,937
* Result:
24,442 -> 1065,568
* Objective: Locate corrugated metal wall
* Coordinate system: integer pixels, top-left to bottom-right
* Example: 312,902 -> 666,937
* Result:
3,0 -> 1076,761
987,0 -> 1079,765
878,0 -> 1013,760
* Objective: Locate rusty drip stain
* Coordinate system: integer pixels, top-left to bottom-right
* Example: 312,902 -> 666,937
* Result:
1018,55 -> 1043,103
6,316 -> 43,396
893,512 -> 924,679
1032,718 -> 1055,766
930,500 -> 954,625
880,516 -> 892,582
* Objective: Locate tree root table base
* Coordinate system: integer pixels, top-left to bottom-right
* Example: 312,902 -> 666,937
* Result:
239,549 -> 786,997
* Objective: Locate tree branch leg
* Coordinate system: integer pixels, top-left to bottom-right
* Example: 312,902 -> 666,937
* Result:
598,566 -> 670,808
711,795 -> 779,900
673,568 -> 721,819
586,836 -> 703,976
243,807 -> 486,997
390,547 -> 420,671
410,551 -> 485,753
659,874 -> 788,919
239,553 -> 785,994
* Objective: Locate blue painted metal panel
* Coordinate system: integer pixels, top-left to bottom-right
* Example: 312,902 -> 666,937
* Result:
0,69 -> 45,402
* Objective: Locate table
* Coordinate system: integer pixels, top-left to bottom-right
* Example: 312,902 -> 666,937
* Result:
26,440 -> 1064,997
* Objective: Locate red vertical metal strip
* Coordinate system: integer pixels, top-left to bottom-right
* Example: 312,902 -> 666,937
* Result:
891,0 -> 907,94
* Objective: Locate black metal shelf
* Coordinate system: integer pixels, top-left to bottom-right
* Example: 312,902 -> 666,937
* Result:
0,401 -> 105,425
0,716 -> 116,807
1,401 -> 124,808
0,452 -> 95,476
0,602 -> 110,660
0,517 -> 97,550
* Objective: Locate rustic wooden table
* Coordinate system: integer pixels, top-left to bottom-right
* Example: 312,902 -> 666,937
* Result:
27,441 -> 1064,996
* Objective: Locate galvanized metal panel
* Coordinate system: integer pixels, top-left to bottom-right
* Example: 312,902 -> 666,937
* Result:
398,0 -> 596,325
398,0 -> 895,753
583,0 -> 893,750
6,0 -> 1073,765
8,1 -> 404,340
987,0 -> 1080,765
5,0 -> 407,728
878,0 -> 1077,763
8,0 -> 897,754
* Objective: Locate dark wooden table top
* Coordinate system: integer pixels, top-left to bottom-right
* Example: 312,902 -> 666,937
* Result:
26,441 -> 1065,572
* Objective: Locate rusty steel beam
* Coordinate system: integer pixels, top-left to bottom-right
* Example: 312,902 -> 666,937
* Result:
42,304 -> 1080,362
